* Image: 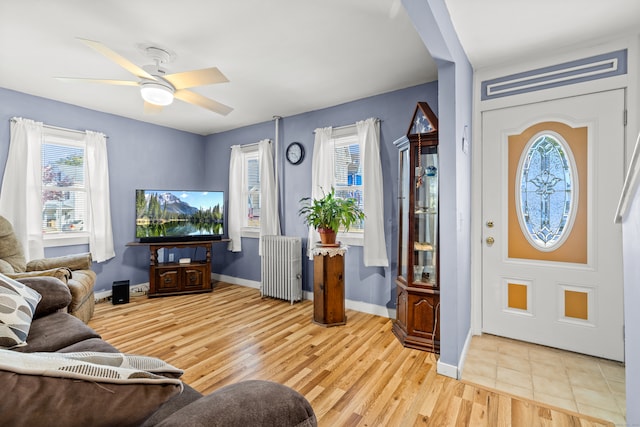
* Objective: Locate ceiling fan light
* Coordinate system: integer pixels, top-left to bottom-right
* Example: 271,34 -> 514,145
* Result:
140,82 -> 174,106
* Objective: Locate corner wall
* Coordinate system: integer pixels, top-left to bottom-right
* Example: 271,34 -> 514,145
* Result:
621,181 -> 640,426
402,0 -> 474,377
0,87 -> 207,293
205,82 -> 438,313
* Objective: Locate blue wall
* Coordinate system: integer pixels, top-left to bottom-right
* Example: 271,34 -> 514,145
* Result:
622,182 -> 640,425
0,82 -> 438,306
205,82 -> 438,309
0,87 -> 206,292
403,0 -> 473,374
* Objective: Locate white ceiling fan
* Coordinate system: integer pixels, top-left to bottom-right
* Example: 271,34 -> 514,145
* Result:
57,38 -> 233,116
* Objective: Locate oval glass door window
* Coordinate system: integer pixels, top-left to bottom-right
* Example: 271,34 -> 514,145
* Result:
517,133 -> 577,250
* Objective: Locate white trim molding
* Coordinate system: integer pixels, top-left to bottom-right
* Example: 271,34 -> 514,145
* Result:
94,282 -> 149,302
214,274 -> 396,319
437,329 -> 472,380
437,360 -> 459,379
211,273 -> 260,289
302,290 -> 396,319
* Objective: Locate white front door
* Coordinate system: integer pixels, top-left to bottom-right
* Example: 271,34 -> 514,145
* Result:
481,90 -> 625,361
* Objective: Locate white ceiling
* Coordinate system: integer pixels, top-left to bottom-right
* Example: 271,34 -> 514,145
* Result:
1,1 -> 638,136
445,0 -> 640,69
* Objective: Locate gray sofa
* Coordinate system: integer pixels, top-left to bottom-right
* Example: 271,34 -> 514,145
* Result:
2,276 -> 317,427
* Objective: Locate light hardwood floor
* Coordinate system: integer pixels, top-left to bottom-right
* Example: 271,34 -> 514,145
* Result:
90,282 -> 614,427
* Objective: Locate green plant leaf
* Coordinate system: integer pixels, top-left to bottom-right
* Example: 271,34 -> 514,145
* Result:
298,187 -> 365,232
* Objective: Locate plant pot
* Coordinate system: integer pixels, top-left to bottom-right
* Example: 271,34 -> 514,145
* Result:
318,228 -> 337,246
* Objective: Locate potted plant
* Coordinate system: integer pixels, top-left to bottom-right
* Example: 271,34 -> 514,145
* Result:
298,187 -> 365,246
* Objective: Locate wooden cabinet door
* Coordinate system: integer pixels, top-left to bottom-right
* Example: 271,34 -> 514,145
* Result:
407,292 -> 439,342
155,268 -> 180,293
183,266 -> 206,290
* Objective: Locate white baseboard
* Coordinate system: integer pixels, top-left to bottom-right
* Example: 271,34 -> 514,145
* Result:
111,274 -> 396,320
212,274 -> 395,319
437,360 -> 459,379
301,290 -> 396,319
346,298 -> 396,319
435,329 -> 473,380
211,273 -> 260,289
94,282 -> 150,302
457,329 -> 473,379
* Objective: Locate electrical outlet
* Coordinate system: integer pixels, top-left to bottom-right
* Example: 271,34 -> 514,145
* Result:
168,253 -> 174,262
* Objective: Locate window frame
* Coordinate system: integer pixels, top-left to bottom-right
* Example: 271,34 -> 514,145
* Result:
41,128 -> 90,247
240,145 -> 260,238
331,127 -> 364,246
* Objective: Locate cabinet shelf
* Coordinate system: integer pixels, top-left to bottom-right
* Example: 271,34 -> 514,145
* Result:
157,261 -> 208,267
414,242 -> 434,252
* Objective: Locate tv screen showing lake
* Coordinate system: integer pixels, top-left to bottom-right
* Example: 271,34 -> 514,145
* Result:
135,190 -> 224,238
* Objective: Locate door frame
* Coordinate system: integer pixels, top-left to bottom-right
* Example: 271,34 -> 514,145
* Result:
469,37 -> 639,341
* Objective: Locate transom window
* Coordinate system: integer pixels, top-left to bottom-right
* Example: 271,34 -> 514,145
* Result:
517,133 -> 576,250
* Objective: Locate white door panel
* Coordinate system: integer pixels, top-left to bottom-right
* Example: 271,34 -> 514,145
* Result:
482,90 -> 625,361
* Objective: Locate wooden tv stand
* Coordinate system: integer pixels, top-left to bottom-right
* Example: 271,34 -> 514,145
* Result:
127,239 -> 230,297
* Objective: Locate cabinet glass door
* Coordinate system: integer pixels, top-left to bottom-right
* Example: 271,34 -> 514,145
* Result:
399,145 -> 410,280
413,146 -> 438,286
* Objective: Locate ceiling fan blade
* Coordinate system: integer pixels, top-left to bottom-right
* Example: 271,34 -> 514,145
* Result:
144,101 -> 164,114
164,67 -> 229,90
174,90 -> 233,116
77,38 -> 156,81
56,77 -> 139,86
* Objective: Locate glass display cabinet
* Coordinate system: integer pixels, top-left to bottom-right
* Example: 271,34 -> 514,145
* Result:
392,101 -> 440,353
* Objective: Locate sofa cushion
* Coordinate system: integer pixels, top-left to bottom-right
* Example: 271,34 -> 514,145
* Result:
0,258 -> 15,274
57,337 -> 120,353
17,276 -> 72,318
0,216 -> 26,272
0,350 -> 183,427
0,273 -> 41,349
12,311 -> 100,353
155,380 -> 317,427
66,269 -> 96,313
141,384 -> 204,427
7,267 -> 72,283
26,252 -> 92,271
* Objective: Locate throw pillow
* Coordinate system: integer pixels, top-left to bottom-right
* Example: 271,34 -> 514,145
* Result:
0,273 -> 41,348
0,350 -> 184,427
16,276 -> 72,319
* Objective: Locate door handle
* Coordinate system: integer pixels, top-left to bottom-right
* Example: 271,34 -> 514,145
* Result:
486,236 -> 495,245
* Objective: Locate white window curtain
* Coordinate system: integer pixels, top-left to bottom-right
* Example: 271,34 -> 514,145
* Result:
84,130 -> 115,262
227,145 -> 243,252
307,127 -> 334,259
307,120 -> 388,266
0,118 -> 45,260
258,139 -> 280,255
228,140 -> 281,254
357,118 -> 389,267
0,119 -> 115,263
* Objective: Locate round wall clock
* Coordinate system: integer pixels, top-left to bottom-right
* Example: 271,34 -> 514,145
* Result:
286,142 -> 305,165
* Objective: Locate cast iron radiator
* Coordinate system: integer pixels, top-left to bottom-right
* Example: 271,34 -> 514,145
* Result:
260,235 -> 302,304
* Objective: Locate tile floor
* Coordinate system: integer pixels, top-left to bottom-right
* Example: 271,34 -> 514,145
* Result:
461,334 -> 626,426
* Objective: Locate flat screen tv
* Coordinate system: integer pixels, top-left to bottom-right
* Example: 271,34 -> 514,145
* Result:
135,189 -> 225,243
